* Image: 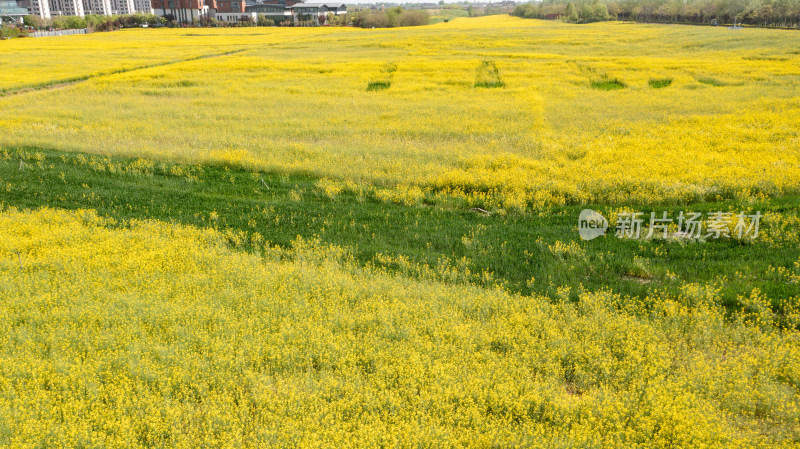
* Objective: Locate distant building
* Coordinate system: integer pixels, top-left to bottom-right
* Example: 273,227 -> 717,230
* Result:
15,0 -> 51,18
152,0 -> 209,22
111,0 -> 135,14
132,0 -> 150,13
0,0 -> 29,20
31,0 -> 50,17
17,0 -> 343,23
260,0 -> 301,6
215,0 -> 243,12
245,0 -> 345,24
246,1 -> 291,20
214,10 -> 255,21
83,0 -> 112,14
292,2 -> 345,17
49,0 -> 84,16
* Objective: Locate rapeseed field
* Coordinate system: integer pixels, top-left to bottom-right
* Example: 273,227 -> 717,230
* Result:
1,16 -> 799,209
1,15 -> 799,447
0,208 -> 798,447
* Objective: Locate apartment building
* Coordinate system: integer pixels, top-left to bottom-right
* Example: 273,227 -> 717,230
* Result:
132,0 -> 150,13
49,0 -> 84,16
111,0 -> 135,14
151,0 -> 209,21
82,0 -> 112,14
15,0 -> 51,18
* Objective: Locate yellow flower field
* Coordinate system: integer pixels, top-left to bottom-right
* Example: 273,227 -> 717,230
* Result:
0,207 -> 798,447
1,16 -> 799,210
2,16 -> 800,447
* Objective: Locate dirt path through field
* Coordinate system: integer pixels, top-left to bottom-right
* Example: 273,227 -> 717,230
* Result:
0,48 -> 250,98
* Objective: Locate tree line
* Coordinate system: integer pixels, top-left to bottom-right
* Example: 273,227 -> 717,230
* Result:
9,7 -> 428,33
513,0 -> 800,26
350,7 -> 430,28
22,13 -> 166,31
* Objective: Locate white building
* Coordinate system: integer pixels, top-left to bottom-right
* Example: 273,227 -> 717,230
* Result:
214,10 -> 255,21
49,0 -> 84,16
18,0 -> 149,16
32,0 -> 50,17
291,3 -> 345,24
110,0 -> 134,13
132,0 -> 151,13
2,0 -> 30,20
245,1 -> 346,24
83,0 -> 111,14
17,0 -> 51,18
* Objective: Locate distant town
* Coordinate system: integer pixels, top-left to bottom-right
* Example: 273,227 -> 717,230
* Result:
0,0 -> 516,27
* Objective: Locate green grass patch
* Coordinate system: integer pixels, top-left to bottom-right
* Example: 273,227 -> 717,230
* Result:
591,79 -> 626,90
697,77 -> 728,86
429,8 -> 469,23
474,61 -> 504,88
1,147 -> 798,319
648,78 -> 672,88
366,81 -> 391,91
367,62 -> 396,91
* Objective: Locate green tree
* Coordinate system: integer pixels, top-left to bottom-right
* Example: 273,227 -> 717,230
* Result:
592,0 -> 610,20
52,15 -> 87,30
397,9 -> 429,26
256,14 -> 274,26
23,15 -> 44,29
385,6 -> 403,26
0,25 -> 24,39
565,1 -> 578,21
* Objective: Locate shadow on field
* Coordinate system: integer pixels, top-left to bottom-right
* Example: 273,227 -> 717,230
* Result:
1,146 -> 798,315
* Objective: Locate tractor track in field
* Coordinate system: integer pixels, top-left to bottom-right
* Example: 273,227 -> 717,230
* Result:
0,48 -> 250,98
